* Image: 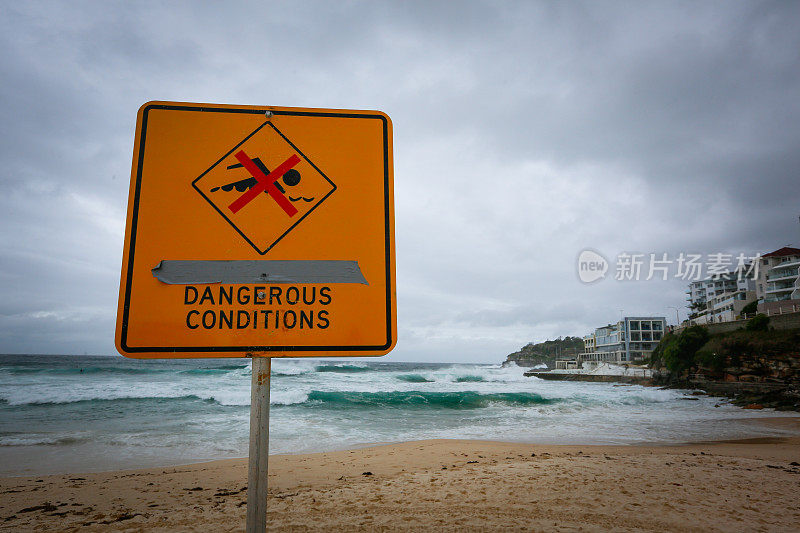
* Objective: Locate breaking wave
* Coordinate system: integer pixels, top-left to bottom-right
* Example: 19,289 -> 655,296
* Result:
295,390 -> 557,410
314,364 -> 371,373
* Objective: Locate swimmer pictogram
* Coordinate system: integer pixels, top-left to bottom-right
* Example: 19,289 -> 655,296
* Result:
192,121 -> 336,255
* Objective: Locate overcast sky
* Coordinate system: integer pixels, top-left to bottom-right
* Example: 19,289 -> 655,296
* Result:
1,1 -> 799,363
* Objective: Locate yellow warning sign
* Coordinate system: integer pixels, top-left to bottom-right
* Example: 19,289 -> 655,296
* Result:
115,102 -> 396,358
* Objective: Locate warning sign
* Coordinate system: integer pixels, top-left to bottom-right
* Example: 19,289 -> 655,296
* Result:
193,122 -> 336,254
115,102 -> 396,358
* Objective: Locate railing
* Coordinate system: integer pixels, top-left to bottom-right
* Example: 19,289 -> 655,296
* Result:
741,304 -> 800,319
580,351 -> 622,362
680,304 -> 799,328
766,273 -> 797,283
765,285 -> 794,293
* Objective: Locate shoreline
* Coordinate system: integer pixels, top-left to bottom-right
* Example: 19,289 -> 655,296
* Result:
3,420 -> 800,531
2,415 -> 799,479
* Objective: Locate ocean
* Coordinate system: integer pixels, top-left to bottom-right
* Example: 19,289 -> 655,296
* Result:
0,354 -> 797,476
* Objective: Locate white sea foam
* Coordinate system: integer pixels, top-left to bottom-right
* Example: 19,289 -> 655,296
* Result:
1,355 -> 798,476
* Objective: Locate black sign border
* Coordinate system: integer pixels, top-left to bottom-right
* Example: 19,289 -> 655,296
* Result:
119,103 -> 393,356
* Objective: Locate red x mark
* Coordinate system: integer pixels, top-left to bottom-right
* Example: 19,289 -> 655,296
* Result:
227,150 -> 300,216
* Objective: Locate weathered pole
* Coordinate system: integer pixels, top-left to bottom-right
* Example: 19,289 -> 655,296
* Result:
247,356 -> 271,532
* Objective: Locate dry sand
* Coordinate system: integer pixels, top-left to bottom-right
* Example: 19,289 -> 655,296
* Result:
2,418 -> 799,532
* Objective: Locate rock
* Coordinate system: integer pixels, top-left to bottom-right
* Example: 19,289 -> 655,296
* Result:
743,404 -> 764,409
18,503 -> 57,513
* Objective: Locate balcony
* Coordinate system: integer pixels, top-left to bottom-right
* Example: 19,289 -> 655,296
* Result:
715,297 -> 735,307
766,270 -> 799,283
765,293 -> 793,302
766,286 -> 794,295
769,259 -> 800,271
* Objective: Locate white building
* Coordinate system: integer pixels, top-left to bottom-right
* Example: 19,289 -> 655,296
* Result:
756,247 -> 800,313
695,289 -> 757,323
682,246 -> 800,322
686,272 -> 754,312
581,317 -> 666,364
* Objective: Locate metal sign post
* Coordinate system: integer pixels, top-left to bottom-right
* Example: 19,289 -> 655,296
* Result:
247,355 -> 271,532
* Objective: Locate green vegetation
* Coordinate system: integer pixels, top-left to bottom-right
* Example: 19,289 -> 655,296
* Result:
505,336 -> 585,367
650,325 -> 709,373
741,301 -> 758,316
745,313 -> 770,332
651,325 -> 800,376
701,329 -> 799,361
688,300 -> 707,320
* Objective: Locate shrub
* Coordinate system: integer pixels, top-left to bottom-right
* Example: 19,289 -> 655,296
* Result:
741,301 -> 758,316
650,332 -> 676,368
679,325 -> 710,354
746,313 -> 770,332
658,325 -> 710,373
695,349 -> 725,371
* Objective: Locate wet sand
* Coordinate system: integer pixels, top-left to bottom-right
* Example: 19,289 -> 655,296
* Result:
2,418 -> 799,532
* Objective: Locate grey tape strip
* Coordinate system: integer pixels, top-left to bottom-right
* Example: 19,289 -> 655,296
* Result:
151,260 -> 368,285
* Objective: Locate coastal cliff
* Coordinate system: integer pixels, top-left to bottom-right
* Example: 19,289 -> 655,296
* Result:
650,322 -> 800,410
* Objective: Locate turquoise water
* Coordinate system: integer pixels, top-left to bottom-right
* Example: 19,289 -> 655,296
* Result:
0,354 -> 797,476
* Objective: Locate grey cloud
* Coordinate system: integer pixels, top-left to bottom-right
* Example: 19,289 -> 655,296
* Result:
0,1 -> 798,361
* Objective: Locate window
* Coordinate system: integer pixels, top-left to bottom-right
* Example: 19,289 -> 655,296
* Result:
642,332 -> 652,341
631,332 -> 640,341
629,320 -> 640,330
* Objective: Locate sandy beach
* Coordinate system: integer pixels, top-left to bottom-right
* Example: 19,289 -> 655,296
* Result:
1,417 -> 798,532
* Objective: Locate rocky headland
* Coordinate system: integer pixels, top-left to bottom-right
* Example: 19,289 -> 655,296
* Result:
503,336 -> 584,368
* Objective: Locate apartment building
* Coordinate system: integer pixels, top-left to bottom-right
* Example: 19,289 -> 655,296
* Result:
683,246 -> 800,320
686,272 -> 754,311
698,289 -> 757,323
756,247 -> 800,313
581,317 -> 666,364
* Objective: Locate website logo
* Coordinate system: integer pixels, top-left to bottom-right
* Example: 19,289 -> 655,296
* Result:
577,249 -> 609,283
